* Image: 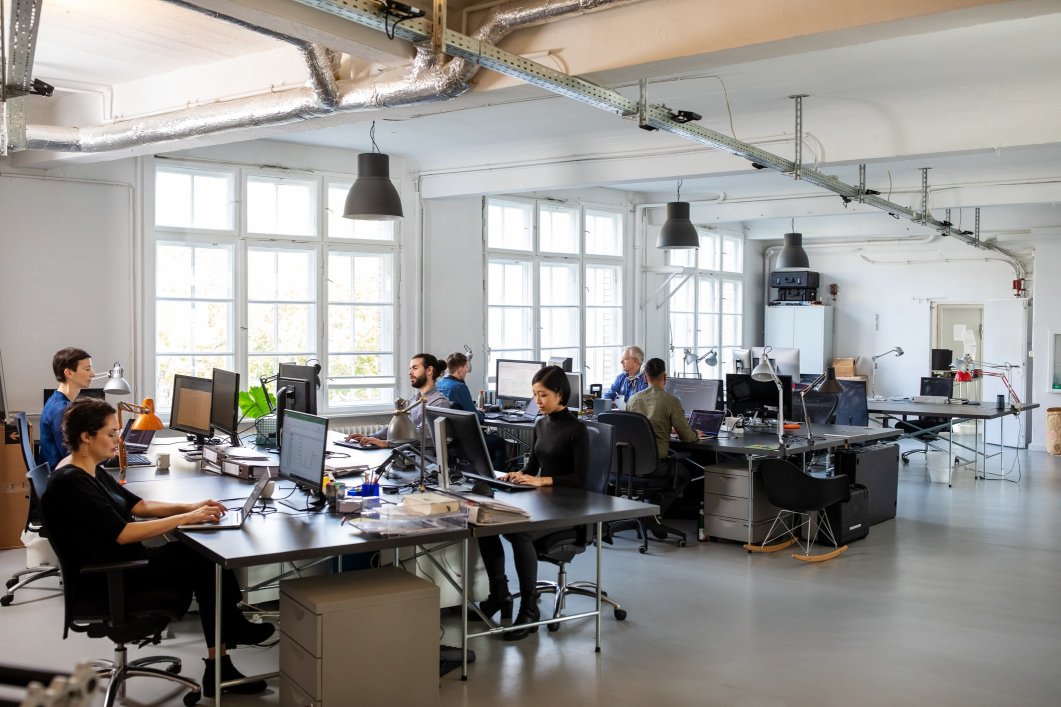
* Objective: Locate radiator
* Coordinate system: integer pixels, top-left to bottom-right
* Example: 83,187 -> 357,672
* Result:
333,423 -> 381,436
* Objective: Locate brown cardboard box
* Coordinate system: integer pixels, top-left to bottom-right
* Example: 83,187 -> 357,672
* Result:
1,426 -> 29,549
832,357 -> 858,377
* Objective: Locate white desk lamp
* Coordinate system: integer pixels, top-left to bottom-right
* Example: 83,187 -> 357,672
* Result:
92,361 -> 131,395
750,347 -> 785,446
870,347 -> 903,397
681,347 -> 718,378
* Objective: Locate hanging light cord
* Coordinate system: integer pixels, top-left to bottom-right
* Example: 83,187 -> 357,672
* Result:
370,121 -> 380,153
676,179 -> 683,201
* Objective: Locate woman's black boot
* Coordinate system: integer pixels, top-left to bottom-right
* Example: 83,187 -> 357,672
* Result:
202,655 -> 267,697
503,603 -> 540,641
471,577 -> 513,622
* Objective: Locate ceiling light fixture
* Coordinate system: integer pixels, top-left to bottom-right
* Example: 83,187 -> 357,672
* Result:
344,121 -> 403,221
657,180 -> 699,249
776,219 -> 809,269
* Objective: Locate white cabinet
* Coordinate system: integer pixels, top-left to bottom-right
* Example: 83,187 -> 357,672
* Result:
764,305 -> 834,375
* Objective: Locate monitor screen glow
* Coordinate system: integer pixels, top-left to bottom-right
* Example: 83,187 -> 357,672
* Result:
495,359 -> 545,402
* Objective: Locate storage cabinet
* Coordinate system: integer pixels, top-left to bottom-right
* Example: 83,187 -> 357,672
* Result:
702,460 -> 780,543
279,567 -> 439,707
765,305 -> 834,375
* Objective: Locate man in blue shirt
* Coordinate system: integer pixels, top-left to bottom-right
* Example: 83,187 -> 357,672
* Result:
436,351 -> 508,470
40,347 -> 95,469
603,345 -> 649,403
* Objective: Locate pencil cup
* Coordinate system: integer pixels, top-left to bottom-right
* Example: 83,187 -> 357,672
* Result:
360,482 -> 380,497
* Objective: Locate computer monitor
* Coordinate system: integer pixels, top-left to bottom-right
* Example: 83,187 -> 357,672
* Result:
278,410 -> 329,510
665,378 -> 722,413
42,388 -> 107,407
751,347 -> 800,379
278,362 -> 320,413
210,368 -> 240,447
549,356 -> 573,372
725,373 -> 794,421
426,406 -> 495,475
495,359 -> 545,402
169,374 -> 213,448
564,371 -> 583,410
921,376 -> 954,398
834,379 -> 869,426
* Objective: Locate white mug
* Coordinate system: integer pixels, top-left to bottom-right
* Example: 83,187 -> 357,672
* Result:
156,452 -> 170,470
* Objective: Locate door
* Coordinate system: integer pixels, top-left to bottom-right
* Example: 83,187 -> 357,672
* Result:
934,304 -> 983,402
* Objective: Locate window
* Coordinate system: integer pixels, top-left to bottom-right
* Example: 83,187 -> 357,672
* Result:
151,164 -> 399,414
667,230 -> 744,378
485,198 -> 626,389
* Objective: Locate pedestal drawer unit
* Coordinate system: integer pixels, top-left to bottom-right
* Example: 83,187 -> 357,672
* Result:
703,460 -> 780,543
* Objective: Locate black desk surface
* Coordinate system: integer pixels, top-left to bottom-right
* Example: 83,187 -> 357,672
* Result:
867,400 -> 1039,419
674,424 -> 901,456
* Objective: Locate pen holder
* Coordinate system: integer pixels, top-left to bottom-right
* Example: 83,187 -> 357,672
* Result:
359,482 -> 380,497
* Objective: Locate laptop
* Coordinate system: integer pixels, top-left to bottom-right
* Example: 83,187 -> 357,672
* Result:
502,397 -> 539,421
179,472 -> 271,531
689,409 -> 725,437
103,419 -> 156,468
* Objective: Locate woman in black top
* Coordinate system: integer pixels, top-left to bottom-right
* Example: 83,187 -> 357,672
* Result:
44,399 -> 272,697
475,366 -> 589,640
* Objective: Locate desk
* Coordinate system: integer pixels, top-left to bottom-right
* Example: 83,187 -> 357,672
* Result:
674,424 -> 901,545
867,401 -> 1038,485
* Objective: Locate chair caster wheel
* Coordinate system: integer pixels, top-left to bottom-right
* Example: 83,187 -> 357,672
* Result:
5,578 -> 17,589
638,546 -> 647,554
183,690 -> 202,706
614,609 -> 627,621
901,458 -> 909,464
166,662 -> 182,674
547,622 -> 560,632
0,594 -> 13,606
677,540 -> 687,548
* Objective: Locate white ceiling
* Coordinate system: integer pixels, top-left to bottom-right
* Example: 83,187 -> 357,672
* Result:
7,0 -> 1061,248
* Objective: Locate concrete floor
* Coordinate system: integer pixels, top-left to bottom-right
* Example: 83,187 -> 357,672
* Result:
2,439 -> 1059,706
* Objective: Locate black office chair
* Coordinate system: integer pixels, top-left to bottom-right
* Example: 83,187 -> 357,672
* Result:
598,411 -> 688,553
744,458 -> 851,563
529,421 -> 627,630
31,464 -> 202,707
1,412 -> 62,607
897,377 -> 952,464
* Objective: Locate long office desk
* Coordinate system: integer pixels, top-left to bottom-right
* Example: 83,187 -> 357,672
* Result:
867,401 -> 1038,485
674,423 -> 902,545
128,439 -> 657,698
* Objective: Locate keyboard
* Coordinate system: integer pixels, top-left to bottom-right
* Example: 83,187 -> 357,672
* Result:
334,439 -> 378,451
912,395 -> 949,404
103,452 -> 152,468
482,412 -> 501,420
462,472 -> 537,493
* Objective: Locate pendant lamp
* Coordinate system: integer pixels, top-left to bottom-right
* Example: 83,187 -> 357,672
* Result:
344,122 -> 403,221
657,180 -> 699,249
775,232 -> 810,269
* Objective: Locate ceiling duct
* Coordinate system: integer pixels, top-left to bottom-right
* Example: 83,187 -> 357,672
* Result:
16,0 -> 642,154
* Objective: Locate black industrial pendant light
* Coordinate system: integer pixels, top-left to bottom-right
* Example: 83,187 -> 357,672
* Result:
657,180 -> 699,249
775,219 -> 809,268
344,122 -> 403,221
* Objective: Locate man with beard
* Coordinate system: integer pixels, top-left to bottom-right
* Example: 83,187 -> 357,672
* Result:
344,353 -> 451,448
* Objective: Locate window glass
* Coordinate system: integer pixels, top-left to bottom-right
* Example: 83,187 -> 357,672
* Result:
487,200 -> 533,251
246,176 -> 316,236
327,182 -> 395,241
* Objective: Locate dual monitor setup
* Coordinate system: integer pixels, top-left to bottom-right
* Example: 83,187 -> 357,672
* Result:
170,362 -> 319,450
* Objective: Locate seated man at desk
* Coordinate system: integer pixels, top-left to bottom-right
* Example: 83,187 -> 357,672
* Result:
40,346 -> 95,470
436,351 -> 507,469
628,358 -> 702,458
603,345 -> 649,405
346,353 -> 451,448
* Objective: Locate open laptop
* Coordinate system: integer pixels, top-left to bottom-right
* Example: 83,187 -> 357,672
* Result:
103,419 -> 156,468
179,472 -> 271,531
501,397 -> 539,422
688,409 -> 725,437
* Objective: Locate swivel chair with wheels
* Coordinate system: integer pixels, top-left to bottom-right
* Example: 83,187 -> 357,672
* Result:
897,377 -> 953,464
598,411 -> 688,552
30,464 -> 202,707
529,421 -> 627,631
2,412 -> 61,607
744,458 -> 851,563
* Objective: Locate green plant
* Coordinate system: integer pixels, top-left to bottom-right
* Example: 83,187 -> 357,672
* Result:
238,385 -> 275,419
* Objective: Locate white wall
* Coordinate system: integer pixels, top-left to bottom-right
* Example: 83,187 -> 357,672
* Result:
1030,231 -> 1061,450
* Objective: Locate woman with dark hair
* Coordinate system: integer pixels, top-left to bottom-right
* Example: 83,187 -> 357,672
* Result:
474,365 -> 588,640
44,399 -> 273,697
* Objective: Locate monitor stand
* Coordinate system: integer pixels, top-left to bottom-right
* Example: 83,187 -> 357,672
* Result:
280,487 -> 326,513
179,434 -> 209,454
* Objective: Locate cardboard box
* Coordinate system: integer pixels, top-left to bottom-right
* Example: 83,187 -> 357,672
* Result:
1,427 -> 29,549
832,357 -> 858,377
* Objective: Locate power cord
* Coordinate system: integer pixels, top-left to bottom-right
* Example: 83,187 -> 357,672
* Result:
377,0 -> 426,40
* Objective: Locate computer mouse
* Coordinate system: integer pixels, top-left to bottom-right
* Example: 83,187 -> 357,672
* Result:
470,480 -> 495,498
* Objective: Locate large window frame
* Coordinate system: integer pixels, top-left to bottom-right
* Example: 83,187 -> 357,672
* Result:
485,196 -> 626,390
146,160 -> 400,415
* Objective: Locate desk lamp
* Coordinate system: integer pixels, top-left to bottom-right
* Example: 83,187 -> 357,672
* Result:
750,347 -> 785,446
92,362 -> 132,395
870,346 -> 903,396
116,399 -> 163,482
799,367 -> 845,441
681,347 -> 718,378
953,355 -> 1023,409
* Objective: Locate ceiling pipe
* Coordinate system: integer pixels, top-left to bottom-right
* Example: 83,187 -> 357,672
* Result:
17,0 -> 643,154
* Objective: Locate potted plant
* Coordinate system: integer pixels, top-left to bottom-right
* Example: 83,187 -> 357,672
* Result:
239,385 -> 277,446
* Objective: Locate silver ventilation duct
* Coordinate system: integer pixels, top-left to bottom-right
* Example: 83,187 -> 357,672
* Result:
18,0 -> 642,154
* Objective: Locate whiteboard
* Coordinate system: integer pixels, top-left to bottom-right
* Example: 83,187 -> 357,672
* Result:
0,175 -> 134,418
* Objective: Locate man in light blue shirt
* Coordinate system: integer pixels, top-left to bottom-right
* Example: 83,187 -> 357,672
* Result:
603,345 -> 648,403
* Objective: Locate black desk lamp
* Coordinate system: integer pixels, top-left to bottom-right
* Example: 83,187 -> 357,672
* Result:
800,367 -> 845,441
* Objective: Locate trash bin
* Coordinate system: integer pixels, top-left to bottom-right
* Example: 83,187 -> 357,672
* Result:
1048,408 -> 1061,456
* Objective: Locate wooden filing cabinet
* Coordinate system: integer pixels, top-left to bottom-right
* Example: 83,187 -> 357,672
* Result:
279,567 -> 439,707
702,460 -> 780,543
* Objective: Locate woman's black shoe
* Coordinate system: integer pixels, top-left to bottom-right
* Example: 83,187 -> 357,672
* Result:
503,606 -> 540,641
202,655 -> 268,697
470,593 -> 513,622
229,618 -> 276,647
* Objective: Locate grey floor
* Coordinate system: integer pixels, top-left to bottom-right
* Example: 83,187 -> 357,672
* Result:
2,439 -> 1059,706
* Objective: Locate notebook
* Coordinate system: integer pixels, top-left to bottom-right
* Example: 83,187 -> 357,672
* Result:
103,419 -> 156,468
179,472 -> 270,531
688,409 -> 725,436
